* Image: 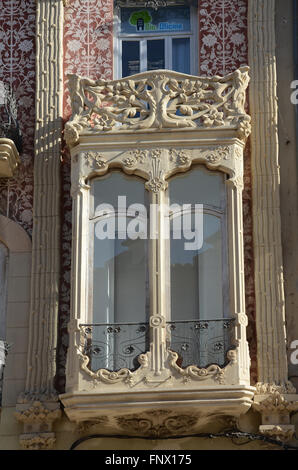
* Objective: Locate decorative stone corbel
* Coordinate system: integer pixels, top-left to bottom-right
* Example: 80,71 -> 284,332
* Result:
0,138 -> 20,177
253,387 -> 298,442
15,396 -> 61,450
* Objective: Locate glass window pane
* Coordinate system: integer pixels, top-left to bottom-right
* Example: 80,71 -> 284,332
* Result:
147,39 -> 165,71
169,166 -> 226,321
169,166 -> 225,208
121,6 -> 191,35
170,213 -> 222,321
92,221 -> 148,325
91,172 -> 146,217
90,173 -> 149,371
172,38 -> 190,74
122,41 -> 140,77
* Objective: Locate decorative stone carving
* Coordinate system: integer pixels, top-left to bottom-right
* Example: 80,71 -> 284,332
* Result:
74,145 -> 244,198
19,435 -> 56,450
15,399 -> 61,450
168,350 -> 225,384
255,382 -> 297,395
83,151 -> 107,169
77,418 -> 109,434
64,68 -> 251,148
60,68 -> 253,430
253,390 -> 298,442
15,401 -> 61,425
116,410 -> 199,437
145,158 -> 167,193
0,138 -> 20,178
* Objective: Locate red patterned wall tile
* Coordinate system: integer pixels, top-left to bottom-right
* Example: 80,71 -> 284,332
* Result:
0,0 -> 35,236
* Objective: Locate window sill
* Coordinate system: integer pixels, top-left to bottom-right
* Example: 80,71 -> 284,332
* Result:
59,385 -> 255,435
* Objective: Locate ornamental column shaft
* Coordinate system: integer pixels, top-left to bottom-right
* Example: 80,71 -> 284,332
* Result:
248,0 -> 290,390
248,0 -> 298,443
15,0 -> 64,450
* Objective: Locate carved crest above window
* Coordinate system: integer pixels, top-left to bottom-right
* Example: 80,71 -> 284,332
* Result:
64,67 -> 251,148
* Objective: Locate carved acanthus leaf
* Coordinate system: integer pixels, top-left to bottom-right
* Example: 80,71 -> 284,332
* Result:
15,401 -> 61,424
116,411 -> 199,437
253,391 -> 298,415
255,381 -> 297,395
19,434 -> 56,450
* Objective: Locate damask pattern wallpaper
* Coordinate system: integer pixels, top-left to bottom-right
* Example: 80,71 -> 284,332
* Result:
0,0 -> 35,236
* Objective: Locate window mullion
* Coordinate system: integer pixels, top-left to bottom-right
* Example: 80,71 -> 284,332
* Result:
140,39 -> 147,73
148,190 -> 167,374
166,37 -> 172,71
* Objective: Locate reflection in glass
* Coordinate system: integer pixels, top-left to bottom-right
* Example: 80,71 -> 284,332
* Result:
92,221 -> 148,325
169,166 -> 225,321
172,38 -> 190,74
90,173 -> 149,370
147,40 -> 165,70
122,41 -> 140,77
170,213 -> 222,321
169,165 -> 224,208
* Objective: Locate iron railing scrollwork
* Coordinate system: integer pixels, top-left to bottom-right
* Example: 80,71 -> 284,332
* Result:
80,318 -> 235,373
166,318 -> 235,369
80,322 -> 150,372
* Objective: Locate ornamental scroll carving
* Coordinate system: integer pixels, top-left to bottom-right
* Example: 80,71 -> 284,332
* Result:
77,322 -> 235,387
72,144 -> 243,195
64,67 -> 251,147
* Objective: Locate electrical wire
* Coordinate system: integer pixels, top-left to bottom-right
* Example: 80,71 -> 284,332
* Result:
69,430 -> 298,451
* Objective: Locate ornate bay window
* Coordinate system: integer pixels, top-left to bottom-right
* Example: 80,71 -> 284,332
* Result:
60,67 -> 255,434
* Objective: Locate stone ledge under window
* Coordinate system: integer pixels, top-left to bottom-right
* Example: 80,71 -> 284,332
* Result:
60,385 -> 256,436
0,138 -> 20,178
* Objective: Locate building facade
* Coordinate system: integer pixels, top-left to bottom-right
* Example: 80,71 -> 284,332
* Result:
0,0 -> 298,450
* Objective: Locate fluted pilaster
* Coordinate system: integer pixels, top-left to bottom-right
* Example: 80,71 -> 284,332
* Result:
16,0 -> 64,450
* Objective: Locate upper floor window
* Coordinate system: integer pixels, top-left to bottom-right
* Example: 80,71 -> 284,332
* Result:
115,5 -> 197,78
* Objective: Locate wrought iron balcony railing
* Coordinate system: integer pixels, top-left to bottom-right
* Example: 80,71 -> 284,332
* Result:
80,322 -> 150,372
80,318 -> 234,373
166,318 -> 234,369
